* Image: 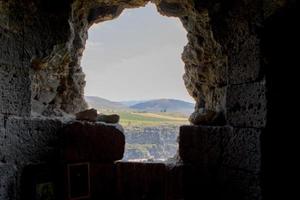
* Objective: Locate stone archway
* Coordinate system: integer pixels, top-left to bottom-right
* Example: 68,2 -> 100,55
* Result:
30,0 -> 227,124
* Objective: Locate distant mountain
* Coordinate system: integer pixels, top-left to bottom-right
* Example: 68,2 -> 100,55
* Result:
85,96 -> 195,115
130,99 -> 195,115
85,96 -> 128,110
120,100 -> 148,107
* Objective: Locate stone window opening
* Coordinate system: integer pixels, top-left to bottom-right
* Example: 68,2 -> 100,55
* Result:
81,2 -> 193,162
29,0 -> 228,164
29,0 -> 226,129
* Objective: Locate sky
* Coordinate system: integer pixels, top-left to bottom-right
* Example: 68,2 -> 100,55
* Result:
81,3 -> 194,103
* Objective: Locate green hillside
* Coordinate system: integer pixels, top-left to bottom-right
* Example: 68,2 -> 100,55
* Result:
85,96 -> 191,127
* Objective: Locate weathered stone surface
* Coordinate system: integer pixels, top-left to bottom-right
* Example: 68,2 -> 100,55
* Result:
0,114 -> 4,129
115,161 -> 166,200
208,0 -> 264,85
75,108 -> 97,122
88,6 -> 123,24
189,109 -> 226,126
263,0 -> 289,18
181,163 -> 262,200
0,164 -> 16,200
165,164 -> 183,200
228,35 -> 261,84
0,64 -> 31,116
0,30 -> 23,66
222,128 -> 262,173
90,163 -> 117,199
97,114 -> 120,124
179,125 -> 232,166
181,163 -> 221,200
180,125 -> 262,173
61,121 -> 125,162
0,1 -> 9,29
217,166 -> 262,200
0,116 -> 5,163
0,117 -> 62,166
227,81 -> 267,128
2,0 -> 230,117
157,1 -> 186,17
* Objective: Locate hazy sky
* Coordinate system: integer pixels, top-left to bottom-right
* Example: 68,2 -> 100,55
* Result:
81,3 -> 194,103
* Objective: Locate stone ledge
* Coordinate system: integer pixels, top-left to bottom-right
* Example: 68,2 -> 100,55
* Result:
222,128 -> 262,173
60,121 -> 125,163
217,166 -> 262,200
1,117 -> 63,165
179,125 -> 232,167
63,161 -> 184,200
115,161 -> 167,200
179,125 -> 262,173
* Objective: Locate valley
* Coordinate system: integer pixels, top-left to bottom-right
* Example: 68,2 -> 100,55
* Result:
85,96 -> 193,161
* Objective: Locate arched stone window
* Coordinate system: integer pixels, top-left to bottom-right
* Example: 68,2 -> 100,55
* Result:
81,3 -> 192,161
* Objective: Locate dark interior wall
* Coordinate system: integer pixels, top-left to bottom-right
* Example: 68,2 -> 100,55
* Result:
179,0 -> 298,199
261,1 -> 299,199
181,1 -> 265,199
0,1 -> 67,198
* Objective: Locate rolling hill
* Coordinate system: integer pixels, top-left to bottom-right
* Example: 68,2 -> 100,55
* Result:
84,96 -> 193,126
85,96 -> 128,110
130,99 -> 194,115
120,100 -> 147,107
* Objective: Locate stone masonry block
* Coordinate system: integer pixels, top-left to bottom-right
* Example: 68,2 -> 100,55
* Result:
217,166 -> 262,200
157,1 -> 186,17
115,161 -> 166,200
227,81 -> 266,128
0,64 -> 31,116
0,114 -> 4,128
228,35 -> 261,84
165,164 -> 184,200
0,28 -> 24,66
0,1 -> 10,30
179,125 -> 232,166
0,115 -> 5,163
0,164 -> 16,200
90,163 -> 117,199
1,117 -> 62,166
60,121 -> 125,163
222,128 -> 262,173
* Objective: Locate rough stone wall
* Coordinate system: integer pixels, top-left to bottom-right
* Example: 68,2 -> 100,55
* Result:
1,1 -> 66,199
179,126 -> 262,199
0,0 -> 229,117
0,116 -> 63,199
261,1 -> 298,199
0,0 -> 236,117
178,1 -> 266,199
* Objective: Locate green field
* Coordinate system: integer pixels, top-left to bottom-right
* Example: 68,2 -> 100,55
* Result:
99,109 -> 189,127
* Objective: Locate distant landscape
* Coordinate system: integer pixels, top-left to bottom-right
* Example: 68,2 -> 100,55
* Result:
85,96 -> 194,127
85,96 -> 194,161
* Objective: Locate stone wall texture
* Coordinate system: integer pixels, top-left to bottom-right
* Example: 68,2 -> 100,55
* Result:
1,0 -> 297,199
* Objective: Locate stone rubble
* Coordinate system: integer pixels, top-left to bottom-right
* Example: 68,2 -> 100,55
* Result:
75,108 -> 98,122
97,113 -> 120,124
